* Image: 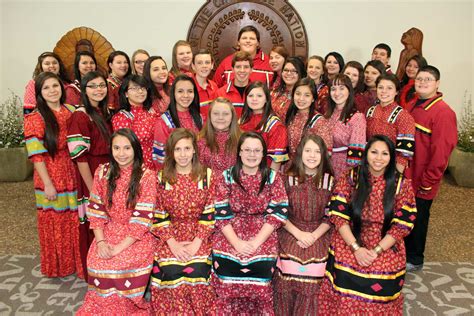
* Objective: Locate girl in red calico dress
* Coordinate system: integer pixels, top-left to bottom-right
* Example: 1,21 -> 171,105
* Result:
198,97 -> 241,174
78,128 -> 156,315
24,72 -> 80,278
274,134 -> 334,315
151,128 -> 216,315
318,135 -> 416,315
144,56 -> 171,115
212,132 -> 289,315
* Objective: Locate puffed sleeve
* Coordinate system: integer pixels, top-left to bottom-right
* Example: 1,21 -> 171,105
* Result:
214,168 -> 234,230
152,116 -> 172,169
195,169 -> 216,241
263,171 -> 289,229
386,177 -> 417,242
67,111 -> 91,162
23,80 -> 36,115
347,112 -> 366,167
395,109 -> 416,167
266,120 -> 289,163
127,169 -> 157,240
111,110 -> 132,131
87,164 -> 110,229
24,113 -> 47,163
328,169 -> 354,230
151,172 -> 174,241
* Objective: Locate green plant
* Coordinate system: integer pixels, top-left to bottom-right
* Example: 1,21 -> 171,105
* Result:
457,91 -> 474,152
0,91 -> 25,148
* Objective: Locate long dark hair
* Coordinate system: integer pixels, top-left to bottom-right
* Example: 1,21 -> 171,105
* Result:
400,55 -> 427,102
323,52 -> 345,84
35,72 -> 66,158
343,61 -> 365,94
107,51 -> 132,78
285,78 -> 318,129
33,52 -> 70,83
143,56 -> 170,101
351,135 -> 398,245
107,128 -> 144,209
118,75 -> 153,112
74,51 -> 97,82
286,134 -> 333,186
80,71 -> 112,142
240,81 -> 273,130
168,74 -> 202,129
231,132 -> 270,194
363,60 -> 386,91
274,57 -> 306,95
325,74 -> 356,121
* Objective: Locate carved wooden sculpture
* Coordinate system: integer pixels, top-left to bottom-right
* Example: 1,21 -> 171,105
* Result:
396,27 -> 424,80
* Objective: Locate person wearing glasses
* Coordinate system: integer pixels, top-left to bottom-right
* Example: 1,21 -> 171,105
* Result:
270,57 -> 306,121
112,75 -> 157,170
131,49 -> 150,76
404,66 -> 457,272
67,71 -> 112,280
106,51 -> 132,111
212,131 -> 289,315
65,51 -> 97,106
192,49 -> 219,120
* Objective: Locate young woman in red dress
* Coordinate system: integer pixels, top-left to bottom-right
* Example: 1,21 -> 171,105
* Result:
67,71 -> 112,280
77,128 -> 156,315
399,55 -> 428,109
269,45 -> 289,90
285,78 -> 332,163
366,74 -> 415,174
151,128 -> 217,315
212,131 -> 289,315
153,75 -> 203,168
307,55 -> 329,114
112,75 -> 158,170
358,60 -> 386,114
168,40 -> 194,85
143,56 -> 170,114
197,97 -> 241,174
65,51 -> 97,106
24,72 -> 81,278
24,52 -> 70,114
318,135 -> 416,315
239,81 -> 288,171
343,61 -> 366,114
274,134 -> 334,315
323,52 -> 344,83
106,51 -> 131,111
270,57 -> 306,121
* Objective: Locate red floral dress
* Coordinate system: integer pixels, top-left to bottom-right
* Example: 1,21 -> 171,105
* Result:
152,110 -> 201,168
112,105 -> 158,170
270,89 -> 292,121
67,107 -> 112,279
329,109 -> 366,179
65,80 -> 82,106
77,164 -> 156,315
106,75 -> 121,111
366,102 -> 415,168
274,173 -> 334,315
23,79 -> 36,114
316,84 -> 329,115
151,85 -> 170,115
240,113 -> 289,166
24,105 -> 81,278
318,168 -> 416,315
151,169 -> 216,315
197,130 -> 237,175
212,168 -> 289,315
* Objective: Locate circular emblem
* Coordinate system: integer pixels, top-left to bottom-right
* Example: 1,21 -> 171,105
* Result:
187,0 -> 309,67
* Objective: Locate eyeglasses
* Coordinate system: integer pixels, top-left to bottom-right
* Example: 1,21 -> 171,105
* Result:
128,86 -> 147,92
282,69 -> 298,75
135,60 -> 146,65
415,77 -> 437,83
86,83 -> 107,89
241,148 -> 263,155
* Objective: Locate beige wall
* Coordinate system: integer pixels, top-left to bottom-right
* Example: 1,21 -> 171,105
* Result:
1,0 -> 472,115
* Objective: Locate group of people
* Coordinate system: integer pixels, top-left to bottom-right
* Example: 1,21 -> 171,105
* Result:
23,25 -> 458,315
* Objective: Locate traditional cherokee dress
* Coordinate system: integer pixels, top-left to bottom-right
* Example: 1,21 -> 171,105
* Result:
24,104 -> 82,278
168,68 -> 194,86
151,169 -> 216,315
274,173 -> 334,316
366,102 -> 415,169
239,113 -> 289,166
23,79 -> 36,114
270,74 -> 282,91
212,168 -> 289,315
152,110 -> 201,168
112,105 -> 158,170
355,90 -> 377,115
151,85 -> 170,115
77,164 -> 156,315
107,74 -> 122,112
316,83 -> 329,115
67,107 -> 112,280
65,80 -> 82,106
287,111 -> 333,162
318,168 -> 416,315
197,130 -> 237,175
270,88 -> 292,121
329,109 -> 366,179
